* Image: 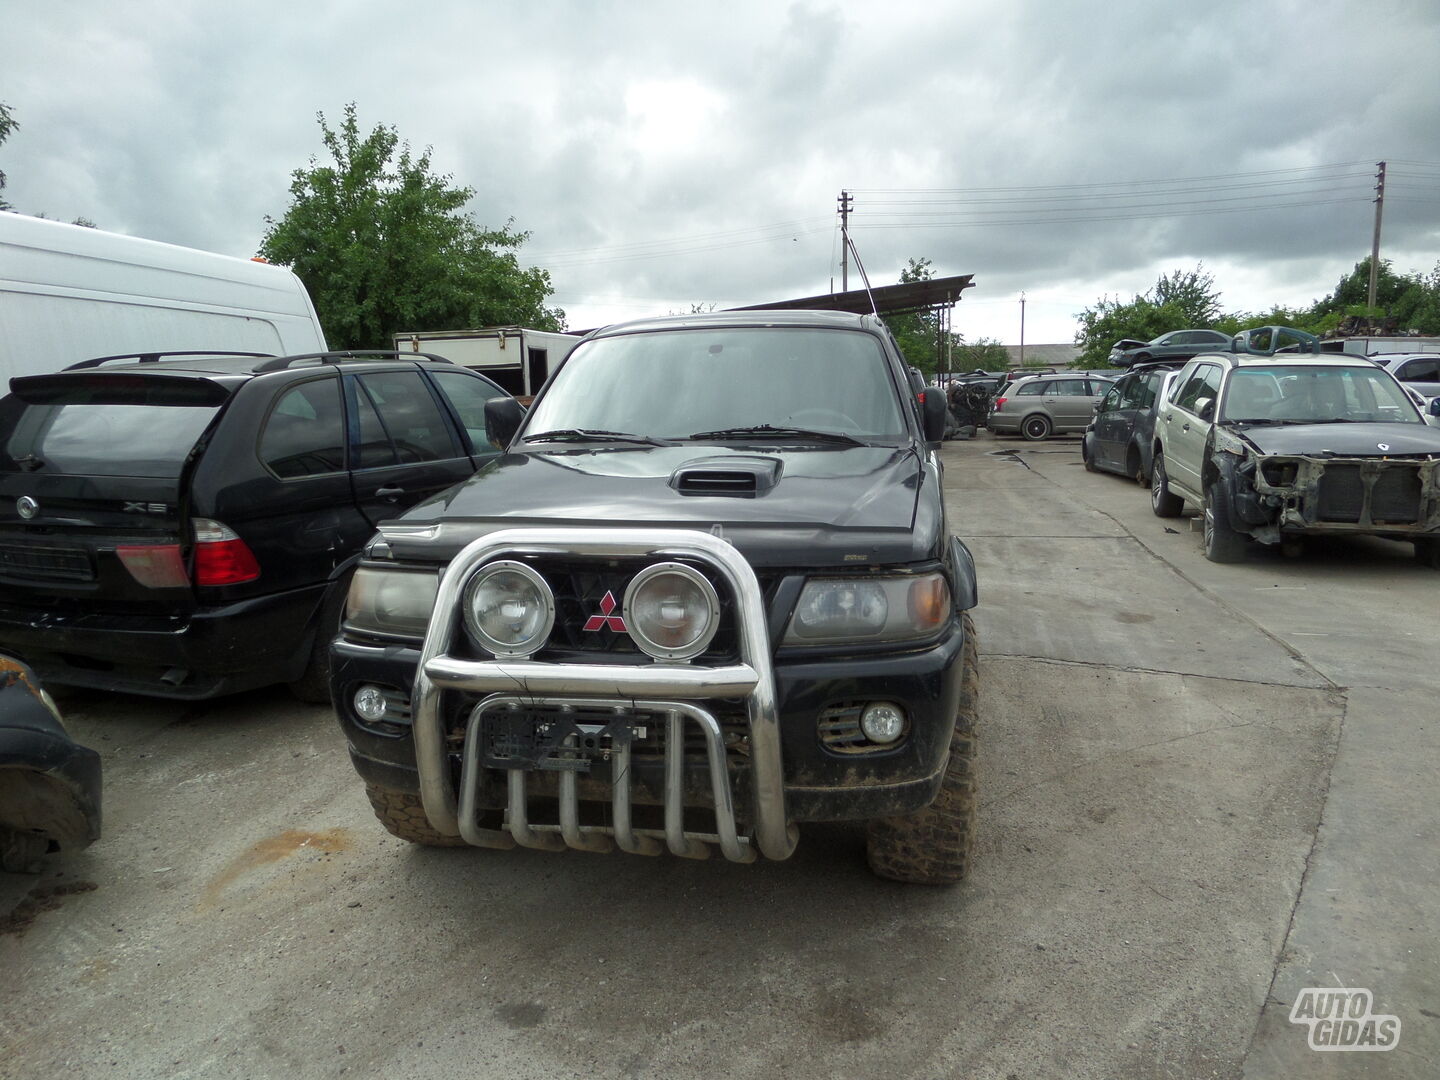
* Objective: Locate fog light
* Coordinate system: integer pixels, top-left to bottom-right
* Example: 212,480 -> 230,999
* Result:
860,701 -> 906,744
354,685 -> 388,723
623,562 -> 720,661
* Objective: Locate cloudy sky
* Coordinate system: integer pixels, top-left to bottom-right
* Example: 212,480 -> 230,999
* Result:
6,0 -> 1440,345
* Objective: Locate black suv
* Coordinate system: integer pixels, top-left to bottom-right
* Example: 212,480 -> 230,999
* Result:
0,351 -> 510,701
332,310 -> 981,884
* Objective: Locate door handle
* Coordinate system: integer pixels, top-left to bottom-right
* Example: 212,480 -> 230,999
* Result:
375,486 -> 405,500
1181,423 -> 1190,433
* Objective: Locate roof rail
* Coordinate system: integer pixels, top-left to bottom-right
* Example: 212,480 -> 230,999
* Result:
251,350 -> 456,373
64,350 -> 273,371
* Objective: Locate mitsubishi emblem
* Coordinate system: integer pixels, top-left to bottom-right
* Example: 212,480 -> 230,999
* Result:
16,496 -> 38,520
583,591 -> 627,632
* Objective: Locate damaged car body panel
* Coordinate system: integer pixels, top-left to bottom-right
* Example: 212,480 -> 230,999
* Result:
0,653 -> 102,872
1152,336 -> 1440,565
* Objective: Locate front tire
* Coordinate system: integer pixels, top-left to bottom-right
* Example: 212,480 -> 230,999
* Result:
866,613 -> 978,886
1151,452 -> 1183,518
365,782 -> 468,847
1203,481 -> 1248,563
1082,438 -> 1097,472
1021,414 -> 1053,441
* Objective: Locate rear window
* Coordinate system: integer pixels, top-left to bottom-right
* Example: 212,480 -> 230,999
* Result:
3,378 -> 226,478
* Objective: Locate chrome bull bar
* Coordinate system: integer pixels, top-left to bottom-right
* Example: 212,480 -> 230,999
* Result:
411,527 -> 797,863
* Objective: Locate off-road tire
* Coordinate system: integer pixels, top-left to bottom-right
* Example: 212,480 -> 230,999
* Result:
865,613 -> 978,886
289,573 -> 352,705
1150,452 -> 1183,518
1415,538 -> 1440,570
365,782 -> 468,847
1203,481 -> 1248,563
1021,414 -> 1052,441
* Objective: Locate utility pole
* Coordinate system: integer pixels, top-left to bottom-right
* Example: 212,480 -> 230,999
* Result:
1018,292 -> 1026,368
1367,161 -> 1386,315
838,190 -> 853,293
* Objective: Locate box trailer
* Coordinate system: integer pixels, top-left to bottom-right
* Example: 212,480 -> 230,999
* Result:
0,214 -> 327,385
393,326 -> 579,400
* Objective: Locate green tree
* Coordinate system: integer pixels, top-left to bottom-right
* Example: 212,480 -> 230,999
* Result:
0,101 -> 18,211
884,257 -> 947,374
1073,265 -> 1224,367
260,104 -> 564,350
954,336 -> 1010,372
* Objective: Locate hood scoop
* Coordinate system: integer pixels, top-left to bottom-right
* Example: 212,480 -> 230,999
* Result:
670,455 -> 782,498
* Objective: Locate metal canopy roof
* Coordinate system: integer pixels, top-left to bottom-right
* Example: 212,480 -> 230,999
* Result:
727,273 -> 975,318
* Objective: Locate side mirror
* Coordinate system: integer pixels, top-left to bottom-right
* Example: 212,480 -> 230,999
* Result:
919,389 -> 948,444
1430,397 -> 1440,418
484,396 -> 527,449
1197,397 -> 1216,422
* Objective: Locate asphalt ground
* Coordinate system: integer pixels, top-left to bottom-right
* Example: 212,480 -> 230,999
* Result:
2,430 -> 1435,1079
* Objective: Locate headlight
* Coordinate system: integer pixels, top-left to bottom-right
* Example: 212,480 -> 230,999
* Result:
783,573 -> 952,645
345,567 -> 439,639
463,561 -> 555,658
623,562 -> 720,661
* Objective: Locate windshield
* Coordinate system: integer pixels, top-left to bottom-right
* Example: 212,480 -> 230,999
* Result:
1219,365 -> 1422,425
523,327 -> 908,442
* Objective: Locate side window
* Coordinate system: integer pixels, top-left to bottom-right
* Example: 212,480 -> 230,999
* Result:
1098,386 -> 1121,413
1132,373 -> 1158,410
1174,365 -> 1222,415
1116,377 -> 1143,409
259,378 -> 345,478
1399,359 -> 1440,382
352,370 -> 461,467
431,370 -> 506,455
1016,382 -> 1046,396
1049,379 -> 1089,396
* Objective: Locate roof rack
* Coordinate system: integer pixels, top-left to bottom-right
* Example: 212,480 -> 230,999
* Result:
251,350 -> 456,373
64,350 -> 273,371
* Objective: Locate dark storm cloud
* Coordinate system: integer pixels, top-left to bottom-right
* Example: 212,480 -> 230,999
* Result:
6,0 -> 1439,342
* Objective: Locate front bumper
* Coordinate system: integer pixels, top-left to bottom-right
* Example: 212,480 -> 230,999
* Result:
0,585 -> 326,699
1244,454 -> 1440,539
333,528 -> 967,864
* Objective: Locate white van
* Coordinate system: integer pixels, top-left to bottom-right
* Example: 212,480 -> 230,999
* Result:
394,326 -> 578,400
0,214 -> 327,384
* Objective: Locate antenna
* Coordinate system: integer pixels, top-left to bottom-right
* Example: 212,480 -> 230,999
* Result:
844,234 -> 878,315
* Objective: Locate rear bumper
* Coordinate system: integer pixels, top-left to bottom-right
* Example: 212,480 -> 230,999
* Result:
0,585 -> 326,699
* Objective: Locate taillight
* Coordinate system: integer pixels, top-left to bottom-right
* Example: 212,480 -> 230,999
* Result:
192,519 -> 260,586
993,396 -> 1008,411
116,544 -> 189,589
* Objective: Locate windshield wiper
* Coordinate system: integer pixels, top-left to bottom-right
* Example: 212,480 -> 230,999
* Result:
523,428 -> 675,446
687,425 -> 869,446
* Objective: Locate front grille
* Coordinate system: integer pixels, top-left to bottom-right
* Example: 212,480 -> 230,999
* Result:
0,542 -> 95,582
512,556 -> 773,662
1371,468 -> 1422,524
1315,465 -> 1423,524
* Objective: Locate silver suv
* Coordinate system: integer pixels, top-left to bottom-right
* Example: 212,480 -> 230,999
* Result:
988,373 -> 1115,440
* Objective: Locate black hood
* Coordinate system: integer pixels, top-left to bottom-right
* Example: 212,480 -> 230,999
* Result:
386,444 -> 941,568
1234,422 -> 1440,457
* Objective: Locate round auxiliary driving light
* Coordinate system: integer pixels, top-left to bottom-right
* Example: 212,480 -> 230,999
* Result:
623,562 -> 721,661
354,685 -> 389,723
860,702 -> 907,744
462,560 -> 555,658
